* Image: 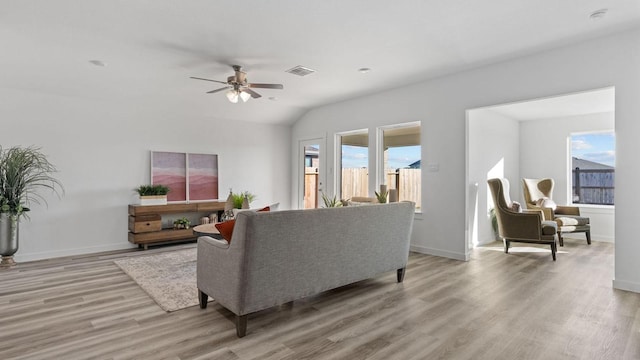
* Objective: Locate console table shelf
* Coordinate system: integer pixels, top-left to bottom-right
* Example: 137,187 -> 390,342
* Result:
128,201 -> 226,249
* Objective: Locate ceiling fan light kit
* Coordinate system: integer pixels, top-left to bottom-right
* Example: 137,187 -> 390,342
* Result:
191,65 -> 284,103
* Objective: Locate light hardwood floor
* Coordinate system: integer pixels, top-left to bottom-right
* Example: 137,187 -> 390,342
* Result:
1,239 -> 639,360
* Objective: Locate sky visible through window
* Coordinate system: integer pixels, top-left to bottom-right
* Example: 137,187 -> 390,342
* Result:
342,145 -> 421,169
571,132 -> 615,167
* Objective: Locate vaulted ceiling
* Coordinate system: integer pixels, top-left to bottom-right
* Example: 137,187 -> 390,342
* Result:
2,1 -> 639,125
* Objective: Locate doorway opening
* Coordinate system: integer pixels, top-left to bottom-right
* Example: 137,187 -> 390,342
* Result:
466,87 -> 615,254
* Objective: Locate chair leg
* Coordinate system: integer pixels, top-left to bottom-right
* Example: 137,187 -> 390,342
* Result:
397,267 -> 406,283
198,290 -> 208,309
558,233 -> 564,247
551,242 -> 557,261
503,239 -> 510,254
586,230 -> 591,245
236,315 -> 248,338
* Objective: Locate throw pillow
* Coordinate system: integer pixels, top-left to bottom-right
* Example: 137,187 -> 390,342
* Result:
536,197 -> 557,210
215,220 -> 236,243
215,206 -> 270,243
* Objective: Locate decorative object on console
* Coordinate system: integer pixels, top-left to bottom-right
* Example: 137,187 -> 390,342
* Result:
242,195 -> 250,209
173,217 -> 191,230
135,184 -> 170,206
0,146 -> 64,267
151,151 -> 218,203
231,191 -> 255,209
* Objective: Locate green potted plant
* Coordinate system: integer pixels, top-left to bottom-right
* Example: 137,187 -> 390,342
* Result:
374,189 -> 388,204
0,146 -> 64,266
489,208 -> 499,240
135,184 -> 170,206
173,217 -> 191,230
231,191 -> 255,209
321,192 -> 342,208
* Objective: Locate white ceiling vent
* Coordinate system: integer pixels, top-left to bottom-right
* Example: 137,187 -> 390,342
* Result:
285,65 -> 316,77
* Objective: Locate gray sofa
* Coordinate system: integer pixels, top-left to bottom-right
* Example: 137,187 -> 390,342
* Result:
197,201 -> 415,337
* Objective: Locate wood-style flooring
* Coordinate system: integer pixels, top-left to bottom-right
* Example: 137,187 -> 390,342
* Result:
1,239 -> 639,360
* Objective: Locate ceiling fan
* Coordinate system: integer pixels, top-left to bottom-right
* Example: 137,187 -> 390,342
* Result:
190,65 -> 284,103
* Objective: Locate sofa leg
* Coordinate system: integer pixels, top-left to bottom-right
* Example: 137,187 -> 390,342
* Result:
504,239 -> 510,254
236,315 -> 248,338
558,233 -> 564,247
397,268 -> 406,283
586,230 -> 591,245
198,290 -> 208,309
551,242 -> 557,261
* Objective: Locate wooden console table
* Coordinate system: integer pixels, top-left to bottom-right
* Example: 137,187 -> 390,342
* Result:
128,202 -> 225,249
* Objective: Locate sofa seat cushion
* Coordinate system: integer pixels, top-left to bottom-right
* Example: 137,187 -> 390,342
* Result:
555,215 -> 589,227
541,220 -> 558,236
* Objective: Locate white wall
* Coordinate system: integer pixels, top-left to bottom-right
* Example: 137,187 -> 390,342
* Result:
0,89 -> 291,262
520,112 -> 615,242
468,109 -> 520,246
291,28 -> 640,292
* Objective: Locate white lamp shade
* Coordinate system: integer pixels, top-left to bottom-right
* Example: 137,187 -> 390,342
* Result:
239,91 -> 251,102
226,90 -> 239,103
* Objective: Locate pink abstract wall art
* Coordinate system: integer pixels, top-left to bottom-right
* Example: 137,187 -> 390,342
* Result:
188,153 -> 218,201
152,151 -> 187,202
151,151 -> 219,202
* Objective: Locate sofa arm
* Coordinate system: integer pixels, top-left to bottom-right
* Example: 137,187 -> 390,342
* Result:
498,210 -> 543,240
198,236 -> 229,249
526,205 -> 554,221
555,205 -> 580,216
196,235 -> 246,315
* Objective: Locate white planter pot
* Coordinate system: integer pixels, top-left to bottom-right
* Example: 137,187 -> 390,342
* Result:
139,195 -> 168,206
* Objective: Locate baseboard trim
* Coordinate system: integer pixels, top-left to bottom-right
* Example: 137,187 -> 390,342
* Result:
14,243 -> 136,263
410,244 -> 467,261
612,279 -> 640,294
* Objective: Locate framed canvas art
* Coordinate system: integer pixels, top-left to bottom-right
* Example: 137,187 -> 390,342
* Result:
151,151 -> 218,202
188,153 -> 219,201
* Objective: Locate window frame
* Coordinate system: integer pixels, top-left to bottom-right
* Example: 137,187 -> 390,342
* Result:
568,130 -> 615,207
377,121 -> 422,211
335,128 -> 370,201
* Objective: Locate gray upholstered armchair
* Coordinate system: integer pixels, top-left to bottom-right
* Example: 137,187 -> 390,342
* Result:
521,178 -> 591,246
487,178 -> 559,261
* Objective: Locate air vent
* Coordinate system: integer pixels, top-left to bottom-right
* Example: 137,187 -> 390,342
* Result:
285,65 -> 316,77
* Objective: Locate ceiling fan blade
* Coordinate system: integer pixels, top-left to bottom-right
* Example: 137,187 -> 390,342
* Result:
248,83 -> 284,90
243,88 -> 262,99
207,86 -> 231,94
190,76 -> 228,85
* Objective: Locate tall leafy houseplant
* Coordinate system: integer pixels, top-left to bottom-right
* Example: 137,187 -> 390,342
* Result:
0,146 -> 63,266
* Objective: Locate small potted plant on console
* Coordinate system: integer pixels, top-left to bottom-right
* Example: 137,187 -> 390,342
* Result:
135,184 -> 170,206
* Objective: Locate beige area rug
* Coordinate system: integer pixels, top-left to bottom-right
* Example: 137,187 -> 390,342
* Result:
114,248 -> 209,312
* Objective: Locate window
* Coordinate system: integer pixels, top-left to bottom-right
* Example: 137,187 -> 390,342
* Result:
570,131 -> 615,205
338,131 -> 369,200
380,123 -> 421,210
